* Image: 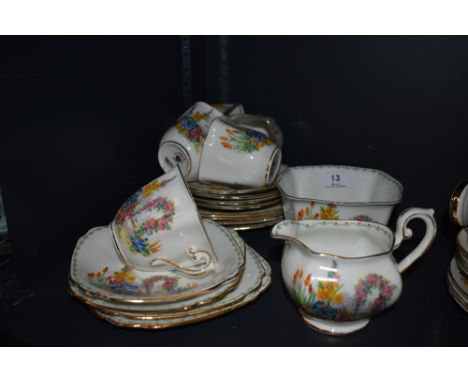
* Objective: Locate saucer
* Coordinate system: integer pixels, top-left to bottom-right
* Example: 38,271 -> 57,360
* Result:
69,220 -> 245,304
189,164 -> 289,197
194,192 -> 281,204
198,204 -> 284,231
91,248 -> 272,330
195,198 -> 280,212
193,190 -> 281,202
71,244 -> 265,320
189,181 -> 277,197
448,257 -> 468,300
455,229 -> 468,276
447,263 -> 468,314
199,205 -> 284,220
218,218 -> 284,231
69,266 -> 240,313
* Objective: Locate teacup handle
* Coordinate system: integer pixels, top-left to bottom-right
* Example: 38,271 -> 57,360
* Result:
150,246 -> 215,276
393,208 -> 437,273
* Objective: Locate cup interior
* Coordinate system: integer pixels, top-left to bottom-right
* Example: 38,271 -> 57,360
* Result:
283,221 -> 394,258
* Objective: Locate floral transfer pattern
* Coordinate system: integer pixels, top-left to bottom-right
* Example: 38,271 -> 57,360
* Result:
297,202 -> 340,221
219,127 -> 272,153
175,110 -> 212,152
114,175 -> 176,257
296,202 -> 373,222
292,260 -> 397,321
87,267 -> 198,296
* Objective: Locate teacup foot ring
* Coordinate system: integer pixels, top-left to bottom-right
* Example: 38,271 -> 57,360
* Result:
299,310 -> 370,335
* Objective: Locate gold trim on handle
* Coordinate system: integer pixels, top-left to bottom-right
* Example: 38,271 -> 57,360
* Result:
150,248 -> 215,276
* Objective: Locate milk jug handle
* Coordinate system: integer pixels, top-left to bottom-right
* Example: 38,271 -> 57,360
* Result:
393,208 -> 437,273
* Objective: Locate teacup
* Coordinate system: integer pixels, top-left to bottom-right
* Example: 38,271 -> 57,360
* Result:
198,117 -> 282,188
450,180 -> 468,228
158,101 -> 223,182
276,165 -> 403,225
212,103 -> 245,116
230,114 -> 283,147
111,166 -> 216,275
271,207 -> 436,335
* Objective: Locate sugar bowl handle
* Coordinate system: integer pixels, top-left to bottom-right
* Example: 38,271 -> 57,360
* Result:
393,208 -> 437,273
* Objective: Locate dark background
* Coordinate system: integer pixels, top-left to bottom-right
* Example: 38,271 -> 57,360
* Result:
0,36 -> 467,345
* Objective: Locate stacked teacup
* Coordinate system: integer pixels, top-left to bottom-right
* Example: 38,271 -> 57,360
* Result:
157,102 -> 285,230
448,180 -> 468,313
69,166 -> 271,329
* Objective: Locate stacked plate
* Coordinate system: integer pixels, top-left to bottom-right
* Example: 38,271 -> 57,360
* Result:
454,229 -> 468,277
188,165 -> 287,231
447,257 -> 468,314
68,219 -> 271,330
448,180 -> 468,313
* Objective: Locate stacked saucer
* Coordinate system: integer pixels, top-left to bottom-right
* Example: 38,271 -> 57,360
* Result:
69,220 -> 271,329
448,180 -> 468,313
189,180 -> 285,230
447,257 -> 468,314
455,229 -> 468,276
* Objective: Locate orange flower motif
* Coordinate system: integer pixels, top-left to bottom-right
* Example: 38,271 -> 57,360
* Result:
314,204 -> 340,220
293,270 -> 299,284
88,272 -> 95,278
305,206 -> 310,217
293,269 -> 305,284
304,274 -> 311,286
308,284 -> 313,294
96,272 -> 101,278
222,143 -> 233,149
192,111 -> 208,121
220,136 -> 228,141
298,210 -> 304,220
333,293 -> 344,305
150,240 -> 162,254
143,180 -> 162,198
102,267 -> 109,273
226,129 -> 236,136
317,288 -> 330,302
322,281 -> 339,291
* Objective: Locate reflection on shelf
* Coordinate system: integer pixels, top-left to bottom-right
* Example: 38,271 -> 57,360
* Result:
0,186 -> 10,256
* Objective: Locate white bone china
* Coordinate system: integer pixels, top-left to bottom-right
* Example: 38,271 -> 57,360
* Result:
199,117 -> 282,187
276,165 -> 403,225
158,102 -> 223,181
111,166 -> 216,275
271,207 -> 436,335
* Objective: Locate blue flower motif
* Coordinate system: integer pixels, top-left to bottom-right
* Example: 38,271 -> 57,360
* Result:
130,237 -> 148,253
181,115 -> 199,131
310,301 -> 339,319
